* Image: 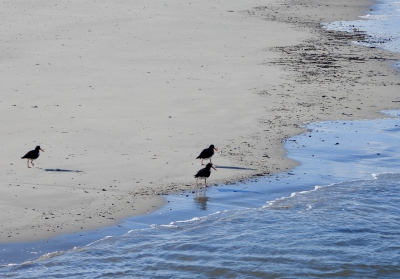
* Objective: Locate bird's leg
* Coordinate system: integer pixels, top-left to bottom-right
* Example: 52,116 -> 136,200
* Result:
204,179 -> 207,188
27,160 -> 31,168
31,160 -> 34,167
201,159 -> 204,165
196,178 -> 199,189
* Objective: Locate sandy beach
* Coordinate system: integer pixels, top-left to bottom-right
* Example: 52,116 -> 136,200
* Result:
1,0 -> 400,243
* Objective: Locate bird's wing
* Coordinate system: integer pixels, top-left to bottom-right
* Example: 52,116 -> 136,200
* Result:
22,151 -> 34,159
194,167 -> 207,177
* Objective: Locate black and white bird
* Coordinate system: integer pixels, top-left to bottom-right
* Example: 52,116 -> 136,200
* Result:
21,146 -> 44,168
196,144 -> 218,165
194,163 -> 217,189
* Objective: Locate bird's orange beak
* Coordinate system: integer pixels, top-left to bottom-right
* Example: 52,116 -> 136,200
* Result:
40,148 -> 45,152
214,147 -> 218,152
212,165 -> 217,171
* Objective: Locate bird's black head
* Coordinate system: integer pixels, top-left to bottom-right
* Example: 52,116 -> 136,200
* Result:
205,163 -> 217,171
35,146 -> 41,150
209,144 -> 218,152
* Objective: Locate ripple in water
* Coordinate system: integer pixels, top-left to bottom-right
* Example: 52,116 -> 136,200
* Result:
2,173 -> 400,278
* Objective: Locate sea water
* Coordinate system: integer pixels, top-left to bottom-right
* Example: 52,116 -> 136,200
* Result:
2,0 -> 400,278
322,0 -> 400,53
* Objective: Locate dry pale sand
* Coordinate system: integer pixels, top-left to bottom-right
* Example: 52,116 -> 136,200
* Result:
1,0 -> 400,243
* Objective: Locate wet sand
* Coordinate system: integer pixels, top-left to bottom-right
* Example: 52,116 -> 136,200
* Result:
1,0 -> 399,243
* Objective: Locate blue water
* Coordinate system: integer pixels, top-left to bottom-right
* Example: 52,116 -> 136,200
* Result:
323,0 -> 400,53
5,172 -> 400,278
2,1 -> 400,278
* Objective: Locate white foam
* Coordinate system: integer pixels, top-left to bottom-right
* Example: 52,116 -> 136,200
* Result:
159,224 -> 178,229
175,216 -> 202,224
86,235 -> 113,246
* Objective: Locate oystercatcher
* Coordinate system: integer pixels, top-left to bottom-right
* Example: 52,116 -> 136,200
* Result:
21,146 -> 44,168
194,163 -> 217,189
196,144 -> 218,165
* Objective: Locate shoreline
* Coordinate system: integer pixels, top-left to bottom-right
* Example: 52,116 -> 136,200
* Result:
3,111 -> 400,266
1,0 -> 400,244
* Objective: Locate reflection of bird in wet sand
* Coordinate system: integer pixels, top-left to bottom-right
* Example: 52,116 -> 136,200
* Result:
21,146 -> 44,168
194,194 -> 209,211
194,163 -> 217,189
196,144 -> 218,165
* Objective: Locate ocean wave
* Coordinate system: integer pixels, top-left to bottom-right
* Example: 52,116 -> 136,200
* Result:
263,172 -> 400,211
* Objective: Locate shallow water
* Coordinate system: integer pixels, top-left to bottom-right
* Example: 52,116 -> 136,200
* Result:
5,172 -> 400,278
323,0 -> 400,53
